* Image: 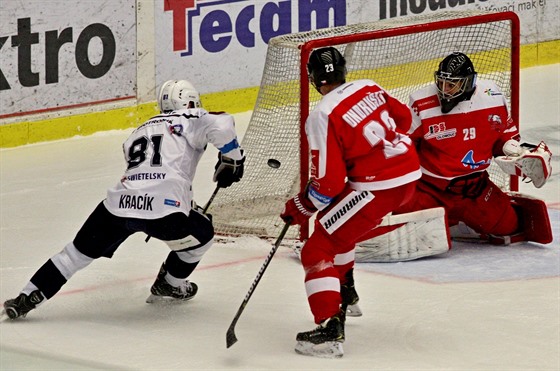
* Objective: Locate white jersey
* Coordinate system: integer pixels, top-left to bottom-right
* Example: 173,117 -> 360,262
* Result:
104,108 -> 243,219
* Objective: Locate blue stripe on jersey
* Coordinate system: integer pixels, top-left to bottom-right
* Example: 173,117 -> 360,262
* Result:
219,138 -> 240,153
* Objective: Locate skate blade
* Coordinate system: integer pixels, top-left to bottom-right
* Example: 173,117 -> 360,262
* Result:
1,309 -> 12,322
295,340 -> 343,358
145,294 -> 195,304
346,303 -> 363,317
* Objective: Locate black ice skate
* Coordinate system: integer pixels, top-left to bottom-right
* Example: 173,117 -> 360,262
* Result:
341,268 -> 362,317
2,290 -> 44,320
295,310 -> 345,358
146,265 -> 198,303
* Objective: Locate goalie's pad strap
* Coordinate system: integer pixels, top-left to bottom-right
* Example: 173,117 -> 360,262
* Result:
356,207 -> 450,263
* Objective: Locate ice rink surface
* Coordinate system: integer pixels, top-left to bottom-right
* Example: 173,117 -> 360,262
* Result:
0,64 -> 558,370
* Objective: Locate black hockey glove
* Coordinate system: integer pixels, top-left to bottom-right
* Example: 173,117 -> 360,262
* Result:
213,151 -> 245,188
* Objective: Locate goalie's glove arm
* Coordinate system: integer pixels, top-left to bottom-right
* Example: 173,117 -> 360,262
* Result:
494,139 -> 552,188
502,139 -> 538,157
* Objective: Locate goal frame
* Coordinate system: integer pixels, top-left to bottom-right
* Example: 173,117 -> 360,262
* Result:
297,11 -> 520,240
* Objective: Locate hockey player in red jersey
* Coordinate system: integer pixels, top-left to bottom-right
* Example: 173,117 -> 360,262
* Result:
2,80 -> 245,320
280,46 -> 421,358
397,52 -> 552,243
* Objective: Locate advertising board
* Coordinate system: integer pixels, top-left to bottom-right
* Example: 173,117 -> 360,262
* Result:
0,0 -> 136,118
154,0 -> 558,95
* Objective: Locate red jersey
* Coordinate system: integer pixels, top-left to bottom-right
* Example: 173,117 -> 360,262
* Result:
306,79 -> 421,210
408,79 -> 519,180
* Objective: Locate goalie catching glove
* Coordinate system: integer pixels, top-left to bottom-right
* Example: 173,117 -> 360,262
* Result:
494,140 -> 552,188
213,151 -> 245,188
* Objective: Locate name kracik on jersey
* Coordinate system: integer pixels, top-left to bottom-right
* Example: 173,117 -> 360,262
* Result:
119,194 -> 154,211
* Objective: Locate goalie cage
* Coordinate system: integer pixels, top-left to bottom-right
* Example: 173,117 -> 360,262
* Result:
207,10 -> 520,241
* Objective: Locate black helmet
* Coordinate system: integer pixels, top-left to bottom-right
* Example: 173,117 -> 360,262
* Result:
434,52 -> 477,113
307,47 -> 347,93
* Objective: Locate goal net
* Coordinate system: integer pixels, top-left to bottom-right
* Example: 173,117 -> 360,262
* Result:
208,10 -> 520,240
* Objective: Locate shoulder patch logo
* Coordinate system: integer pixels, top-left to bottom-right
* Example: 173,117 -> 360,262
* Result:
488,114 -> 505,132
484,88 -> 502,96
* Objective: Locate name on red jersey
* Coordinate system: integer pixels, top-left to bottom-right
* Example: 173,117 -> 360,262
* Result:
342,91 -> 387,127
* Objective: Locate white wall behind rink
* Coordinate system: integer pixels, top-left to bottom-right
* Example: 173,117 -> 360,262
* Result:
1,0 -> 557,122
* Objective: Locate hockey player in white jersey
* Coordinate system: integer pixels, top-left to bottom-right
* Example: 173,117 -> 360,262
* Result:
2,79 -> 245,320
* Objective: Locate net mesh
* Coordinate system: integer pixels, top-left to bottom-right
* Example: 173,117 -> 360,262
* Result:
208,10 -> 517,239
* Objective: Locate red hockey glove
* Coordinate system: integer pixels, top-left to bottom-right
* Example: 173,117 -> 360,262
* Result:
280,192 -> 317,225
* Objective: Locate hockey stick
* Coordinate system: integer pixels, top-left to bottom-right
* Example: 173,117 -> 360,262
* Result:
202,184 -> 220,213
202,158 -> 279,214
226,220 -> 291,348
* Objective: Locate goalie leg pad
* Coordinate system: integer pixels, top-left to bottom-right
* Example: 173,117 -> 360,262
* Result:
450,193 -> 552,245
355,208 -> 450,263
508,192 -> 553,244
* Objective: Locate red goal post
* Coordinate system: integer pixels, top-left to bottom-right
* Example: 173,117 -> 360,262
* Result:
208,10 -> 520,241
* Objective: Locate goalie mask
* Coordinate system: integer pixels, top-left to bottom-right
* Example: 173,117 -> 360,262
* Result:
307,47 -> 347,93
158,80 -> 201,113
435,52 -> 477,113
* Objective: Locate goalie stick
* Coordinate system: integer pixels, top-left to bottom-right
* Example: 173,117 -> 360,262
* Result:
226,221 -> 291,348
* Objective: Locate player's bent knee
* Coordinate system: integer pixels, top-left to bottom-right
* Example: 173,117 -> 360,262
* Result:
175,240 -> 213,263
166,235 -> 207,251
51,242 -> 95,280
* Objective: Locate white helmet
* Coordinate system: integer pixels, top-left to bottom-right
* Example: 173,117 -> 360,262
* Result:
158,80 -> 201,112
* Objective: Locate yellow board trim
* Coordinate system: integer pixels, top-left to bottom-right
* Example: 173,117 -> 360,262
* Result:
1,40 -> 558,148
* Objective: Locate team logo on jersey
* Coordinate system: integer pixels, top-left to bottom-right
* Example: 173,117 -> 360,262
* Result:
484,88 -> 502,96
169,124 -> 184,136
164,199 -> 181,207
488,114 -> 505,132
461,150 -> 491,169
424,122 -> 457,140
